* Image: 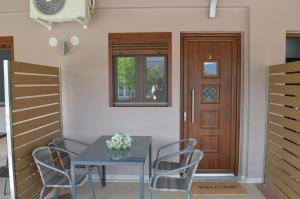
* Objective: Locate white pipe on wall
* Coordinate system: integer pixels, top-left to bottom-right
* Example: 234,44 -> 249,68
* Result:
4,60 -> 16,199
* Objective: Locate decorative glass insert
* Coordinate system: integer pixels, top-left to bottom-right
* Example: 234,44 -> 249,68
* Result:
203,61 -> 218,76
202,86 -> 218,103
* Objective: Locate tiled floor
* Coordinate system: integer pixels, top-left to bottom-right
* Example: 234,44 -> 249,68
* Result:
53,182 -> 265,199
0,181 -> 268,199
0,180 -> 10,199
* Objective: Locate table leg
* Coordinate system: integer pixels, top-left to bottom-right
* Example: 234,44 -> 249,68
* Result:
139,163 -> 145,199
87,166 -> 96,199
149,144 -> 152,181
71,163 -> 77,199
101,165 -> 106,187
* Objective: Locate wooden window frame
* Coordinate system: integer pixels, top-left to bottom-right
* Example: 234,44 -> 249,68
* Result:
109,32 -> 172,107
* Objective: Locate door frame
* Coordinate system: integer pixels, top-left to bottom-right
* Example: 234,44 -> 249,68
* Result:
180,33 -> 241,175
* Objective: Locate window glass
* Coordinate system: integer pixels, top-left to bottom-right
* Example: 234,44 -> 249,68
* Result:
115,56 -> 136,102
203,61 -> 218,76
113,55 -> 168,105
286,37 -> 300,63
145,56 -> 167,102
0,49 -> 10,106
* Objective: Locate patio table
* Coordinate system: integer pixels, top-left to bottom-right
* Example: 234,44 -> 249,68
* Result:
71,135 -> 152,199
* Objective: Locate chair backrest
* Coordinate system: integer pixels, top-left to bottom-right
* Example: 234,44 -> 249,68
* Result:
182,138 -> 197,165
50,138 -> 71,170
185,149 -> 204,190
32,147 -> 58,186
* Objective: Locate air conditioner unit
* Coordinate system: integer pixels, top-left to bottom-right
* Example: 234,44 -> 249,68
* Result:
30,0 -> 95,30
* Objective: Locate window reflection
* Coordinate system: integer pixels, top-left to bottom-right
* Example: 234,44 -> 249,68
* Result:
203,61 -> 218,76
146,56 -> 167,102
116,57 -> 136,102
114,55 -> 168,105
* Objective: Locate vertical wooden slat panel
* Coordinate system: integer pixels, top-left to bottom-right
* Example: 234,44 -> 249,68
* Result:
9,62 -> 62,199
266,61 -> 300,199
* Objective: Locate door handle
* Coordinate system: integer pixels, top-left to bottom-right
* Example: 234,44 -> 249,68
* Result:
192,89 -> 195,124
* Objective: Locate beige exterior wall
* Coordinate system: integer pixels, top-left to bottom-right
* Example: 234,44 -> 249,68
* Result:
0,0 -> 298,181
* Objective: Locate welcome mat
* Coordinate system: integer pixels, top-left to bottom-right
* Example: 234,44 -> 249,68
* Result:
192,182 -> 247,196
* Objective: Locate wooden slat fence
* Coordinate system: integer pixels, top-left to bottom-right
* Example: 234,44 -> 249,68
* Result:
266,61 -> 300,199
9,62 -> 62,199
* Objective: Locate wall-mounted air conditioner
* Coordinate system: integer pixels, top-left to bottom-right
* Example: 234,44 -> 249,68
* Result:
30,0 -> 95,30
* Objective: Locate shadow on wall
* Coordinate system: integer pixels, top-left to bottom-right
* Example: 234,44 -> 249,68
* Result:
0,107 -> 7,166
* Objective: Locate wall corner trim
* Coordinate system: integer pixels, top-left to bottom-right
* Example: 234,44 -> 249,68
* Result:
246,177 -> 264,183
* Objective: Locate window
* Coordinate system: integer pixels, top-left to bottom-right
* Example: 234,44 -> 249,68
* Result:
109,33 -> 172,107
0,49 -> 11,107
0,59 -> 4,106
0,37 -> 13,107
286,33 -> 300,63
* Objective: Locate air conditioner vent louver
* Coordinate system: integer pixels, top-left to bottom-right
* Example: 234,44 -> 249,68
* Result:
30,0 -> 94,29
34,0 -> 66,15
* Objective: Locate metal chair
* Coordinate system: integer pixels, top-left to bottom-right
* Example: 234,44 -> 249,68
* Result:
32,146 -> 96,199
153,138 -> 197,174
149,149 -> 204,199
0,157 -> 9,196
50,137 -> 105,186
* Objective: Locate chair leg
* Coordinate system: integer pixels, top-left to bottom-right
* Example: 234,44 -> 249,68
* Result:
88,171 -> 96,199
149,189 -> 155,199
54,188 -> 60,199
40,186 -> 45,199
187,190 -> 193,199
97,166 -> 103,186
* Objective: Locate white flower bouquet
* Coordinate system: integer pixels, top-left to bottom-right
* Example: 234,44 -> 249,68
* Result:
105,133 -> 133,150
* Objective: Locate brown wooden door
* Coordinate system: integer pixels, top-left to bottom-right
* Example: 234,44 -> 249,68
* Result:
181,33 -> 240,174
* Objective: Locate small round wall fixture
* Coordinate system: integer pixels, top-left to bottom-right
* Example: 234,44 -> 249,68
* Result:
49,37 -> 58,47
70,36 -> 80,46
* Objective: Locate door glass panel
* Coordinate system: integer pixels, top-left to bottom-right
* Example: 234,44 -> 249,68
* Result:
202,85 -> 218,103
203,61 -> 218,76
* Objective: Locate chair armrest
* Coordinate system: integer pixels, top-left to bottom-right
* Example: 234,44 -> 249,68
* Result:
154,149 -> 192,174
151,158 -> 199,189
156,139 -> 194,161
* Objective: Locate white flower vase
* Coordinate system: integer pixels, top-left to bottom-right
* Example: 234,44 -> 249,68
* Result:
107,148 -> 131,160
